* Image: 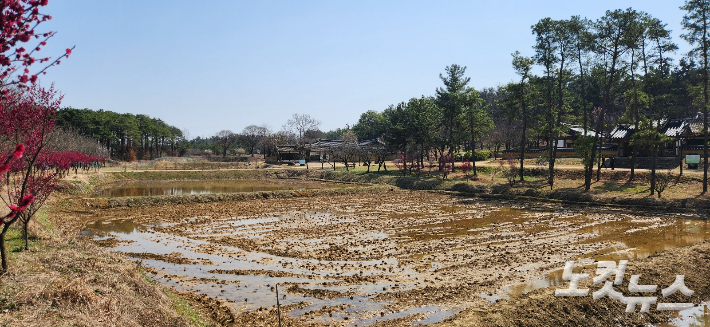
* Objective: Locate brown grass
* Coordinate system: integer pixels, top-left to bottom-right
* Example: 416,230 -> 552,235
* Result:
0,197 -> 219,327
0,237 -> 200,326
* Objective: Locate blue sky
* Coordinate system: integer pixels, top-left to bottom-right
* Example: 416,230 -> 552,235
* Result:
39,1 -> 689,138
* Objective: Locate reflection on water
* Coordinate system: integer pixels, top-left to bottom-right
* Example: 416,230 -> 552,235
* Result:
95,180 -> 343,197
655,302 -> 710,327
84,220 -> 416,325
479,214 -> 710,303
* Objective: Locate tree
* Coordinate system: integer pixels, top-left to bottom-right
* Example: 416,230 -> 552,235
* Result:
214,130 -> 237,157
322,127 -> 348,140
460,88 -> 493,177
284,113 -> 321,141
56,108 -> 182,160
284,113 -> 321,162
0,0 -> 74,93
336,130 -> 359,171
510,51 -> 534,182
681,0 -> 710,193
241,125 -> 267,156
532,17 -> 575,189
262,130 -> 287,157
436,64 -> 471,159
353,110 -> 387,140
406,96 -> 441,170
568,16 -> 596,189
587,9 -> 639,189
383,103 -> 409,173
0,84 -> 63,272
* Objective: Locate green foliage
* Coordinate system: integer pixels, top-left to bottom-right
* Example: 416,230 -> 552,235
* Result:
436,64 -> 472,153
322,128 -> 349,140
56,108 -> 185,160
573,135 -> 596,168
455,150 -> 491,161
352,110 -> 387,140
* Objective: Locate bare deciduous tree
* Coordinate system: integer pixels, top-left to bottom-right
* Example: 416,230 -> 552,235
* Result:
283,114 -> 321,161
284,114 -> 321,140
215,130 -> 237,157
241,125 -> 269,156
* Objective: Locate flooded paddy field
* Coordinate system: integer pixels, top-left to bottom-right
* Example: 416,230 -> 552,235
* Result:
80,191 -> 710,326
94,179 -> 345,197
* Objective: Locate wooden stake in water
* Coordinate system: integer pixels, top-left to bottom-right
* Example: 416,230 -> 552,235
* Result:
276,284 -> 282,327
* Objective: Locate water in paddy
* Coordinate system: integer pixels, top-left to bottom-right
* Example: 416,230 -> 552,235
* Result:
94,180 -> 343,197
81,203 -> 710,326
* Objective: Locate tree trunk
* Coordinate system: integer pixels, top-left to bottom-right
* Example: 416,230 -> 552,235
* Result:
651,143 -> 657,196
704,9 -> 709,194
596,133 -> 603,182
680,139 -> 684,176
23,214 -> 28,251
519,101 -> 527,182
1,226 -> 9,273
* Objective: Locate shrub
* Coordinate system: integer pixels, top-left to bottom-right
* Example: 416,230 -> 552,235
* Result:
500,158 -> 517,185
654,170 -> 673,198
455,150 -> 491,161
474,150 -> 492,161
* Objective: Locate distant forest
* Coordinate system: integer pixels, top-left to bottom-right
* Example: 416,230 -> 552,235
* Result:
56,108 -> 186,161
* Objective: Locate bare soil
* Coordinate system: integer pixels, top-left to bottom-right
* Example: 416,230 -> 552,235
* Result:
63,187 -> 710,326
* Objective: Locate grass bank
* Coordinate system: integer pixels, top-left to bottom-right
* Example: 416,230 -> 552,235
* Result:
66,166 -> 710,214
0,199 -> 220,327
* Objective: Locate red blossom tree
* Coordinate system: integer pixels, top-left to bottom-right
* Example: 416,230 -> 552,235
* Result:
439,154 -> 454,180
394,151 -> 411,176
0,0 -> 74,94
0,83 -> 62,271
461,159 -> 472,181
0,0 -> 73,272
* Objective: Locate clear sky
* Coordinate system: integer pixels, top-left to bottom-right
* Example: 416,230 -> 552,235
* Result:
38,1 -> 690,138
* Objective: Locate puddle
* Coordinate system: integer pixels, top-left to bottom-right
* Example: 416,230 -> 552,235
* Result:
94,180 -> 344,197
655,302 -> 710,327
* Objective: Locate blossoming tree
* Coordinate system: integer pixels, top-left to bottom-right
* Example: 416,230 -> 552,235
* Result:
0,0 -> 74,272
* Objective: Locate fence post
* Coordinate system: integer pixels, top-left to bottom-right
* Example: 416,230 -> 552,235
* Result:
276,284 -> 282,327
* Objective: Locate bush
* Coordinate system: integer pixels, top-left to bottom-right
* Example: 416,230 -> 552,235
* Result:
455,150 -> 492,161
474,150 -> 492,161
654,170 -> 673,198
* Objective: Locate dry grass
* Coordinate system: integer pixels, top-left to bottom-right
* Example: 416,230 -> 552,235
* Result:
0,201 -> 215,327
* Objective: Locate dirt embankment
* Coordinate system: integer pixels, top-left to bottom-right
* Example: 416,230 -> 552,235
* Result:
86,185 -> 391,208
0,236 -> 215,326
291,169 -> 710,216
78,168 -> 710,215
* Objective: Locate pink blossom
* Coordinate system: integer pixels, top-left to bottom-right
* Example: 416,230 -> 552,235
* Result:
12,144 -> 25,159
19,194 -> 34,208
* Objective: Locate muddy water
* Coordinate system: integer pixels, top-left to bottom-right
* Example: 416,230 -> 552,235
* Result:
82,197 -> 710,326
94,180 -> 343,197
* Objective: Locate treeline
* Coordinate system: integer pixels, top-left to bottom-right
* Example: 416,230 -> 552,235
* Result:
331,5 -> 710,196
347,64 -> 493,177
487,7 -> 702,193
56,108 -> 186,160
